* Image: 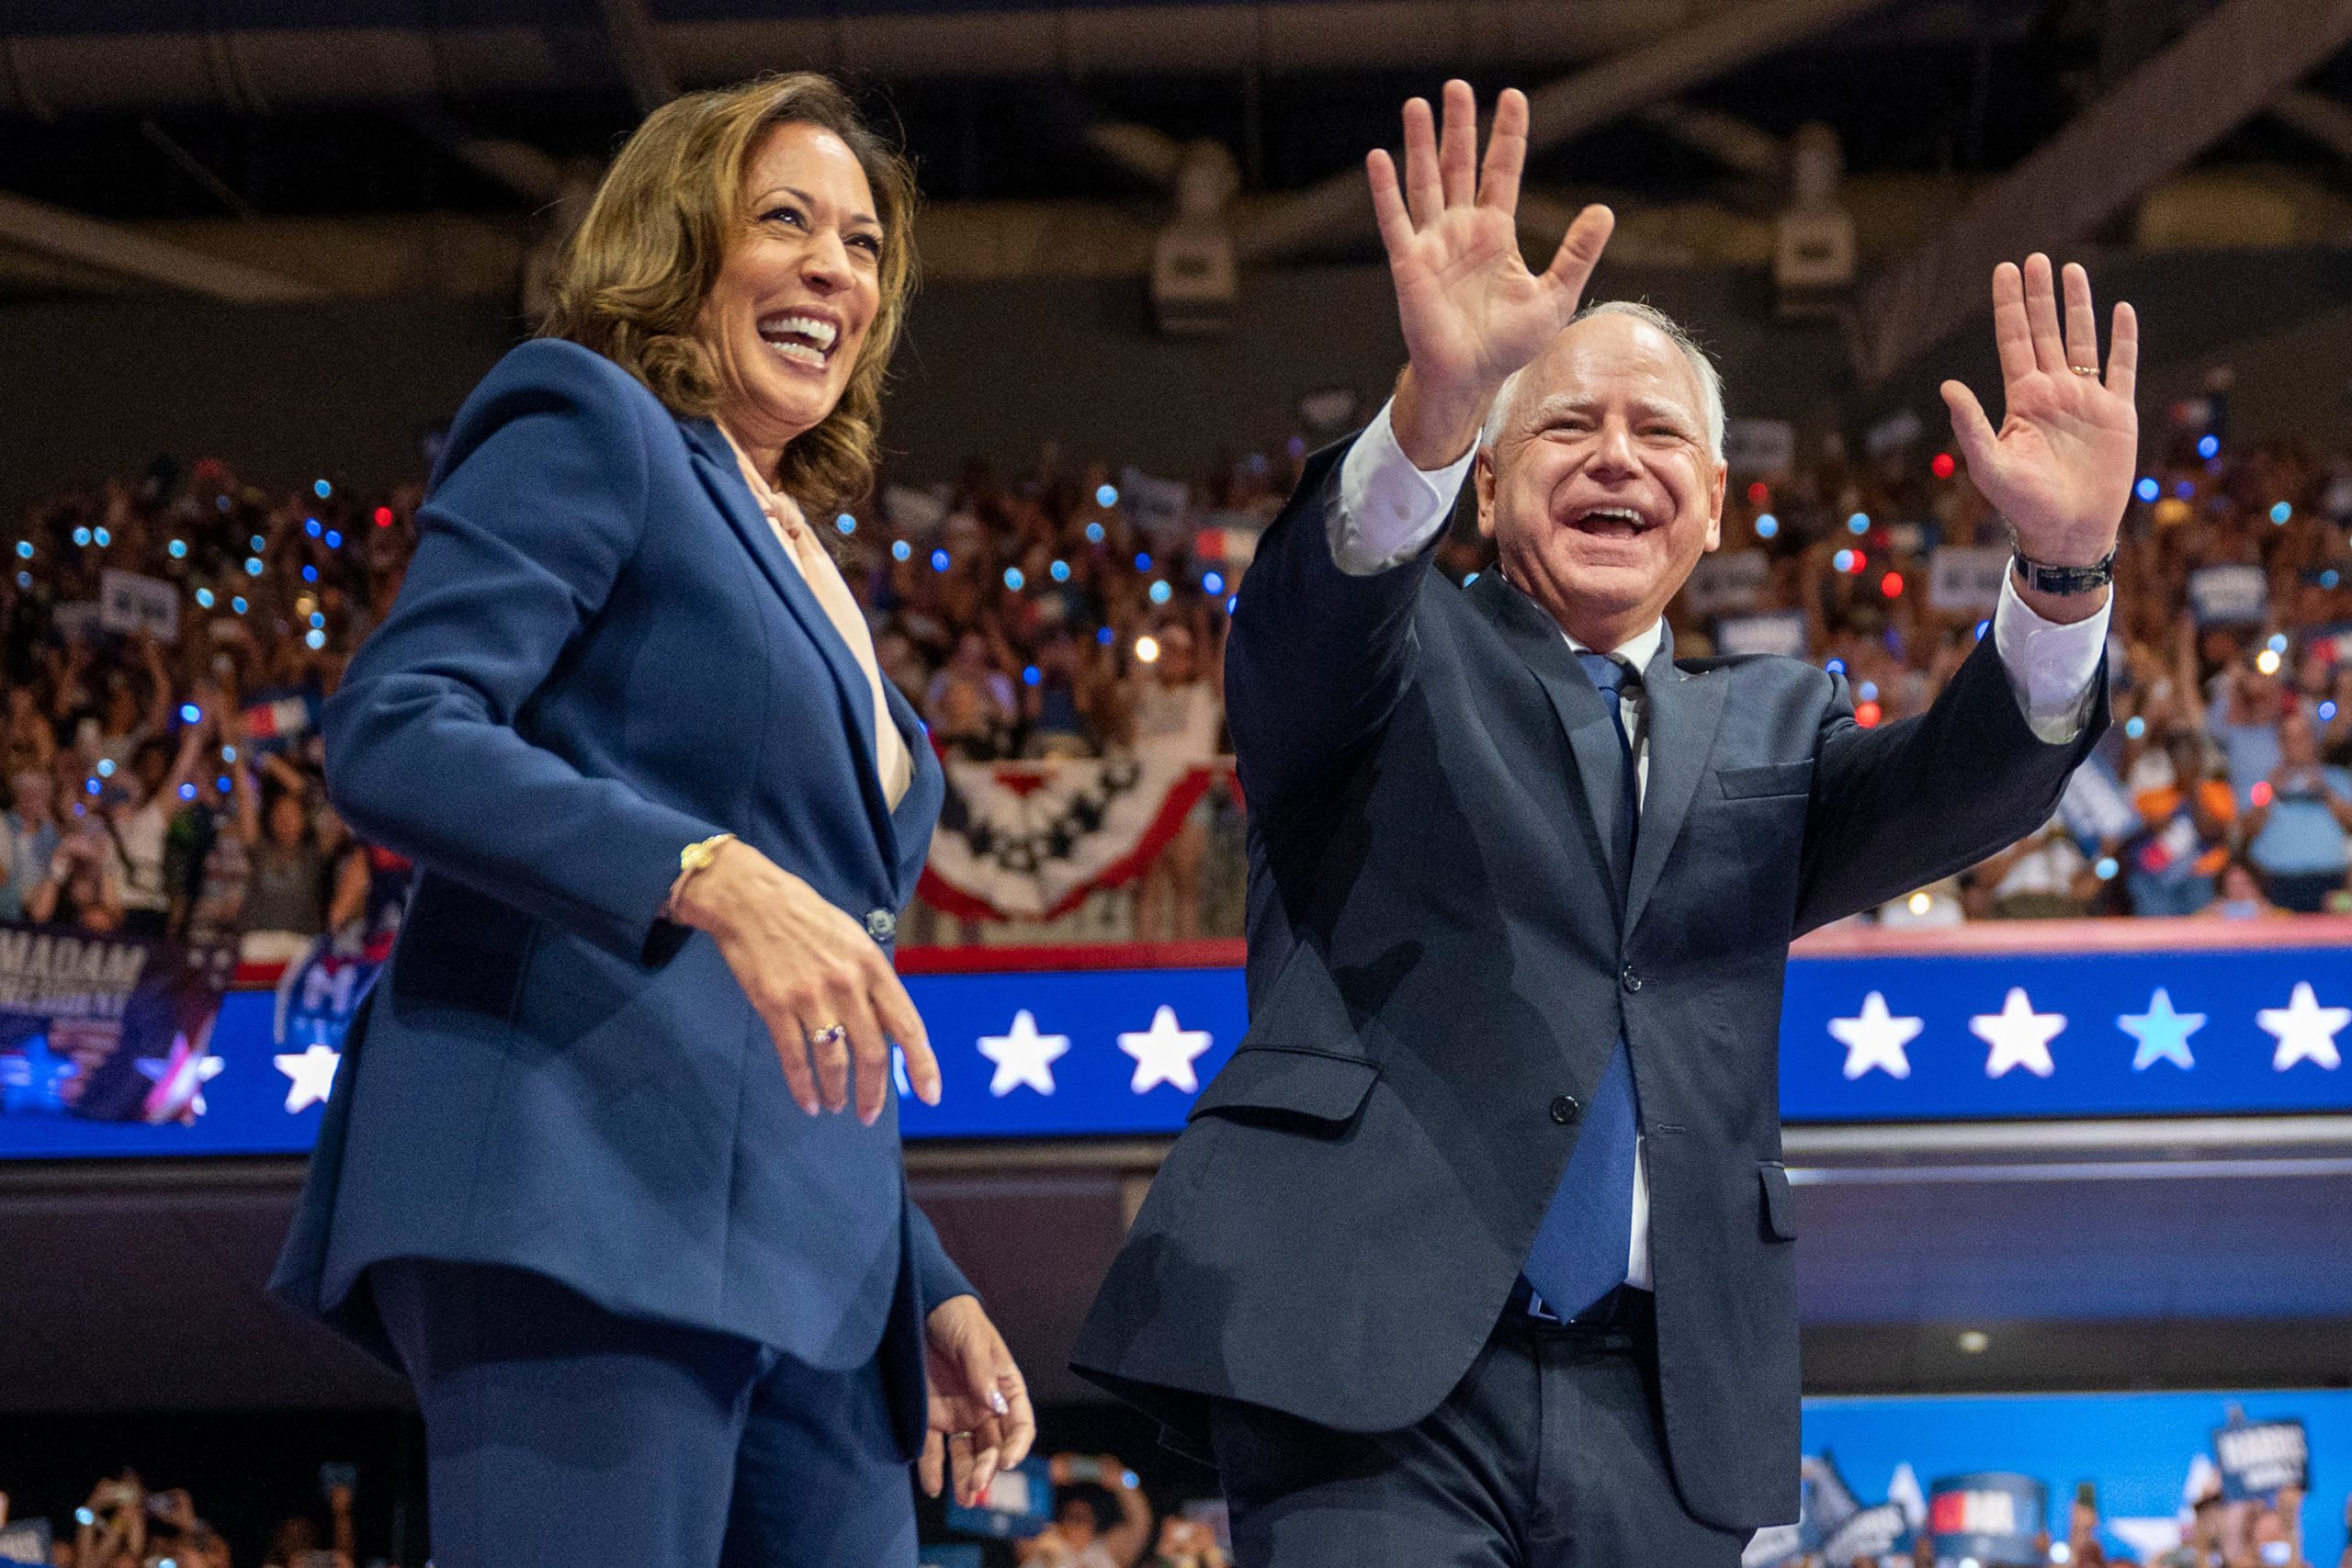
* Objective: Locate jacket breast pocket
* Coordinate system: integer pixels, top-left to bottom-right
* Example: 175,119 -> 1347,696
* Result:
1718,759 -> 1815,801
1188,1047 -> 1378,1136
1758,1160 -> 1798,1242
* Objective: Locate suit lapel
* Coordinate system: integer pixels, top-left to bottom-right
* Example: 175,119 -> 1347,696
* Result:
1625,626 -> 1727,933
679,418 -> 899,863
1464,571 -> 1627,926
884,682 -> 943,898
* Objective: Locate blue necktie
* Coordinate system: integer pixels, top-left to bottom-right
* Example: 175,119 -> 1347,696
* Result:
1520,651 -> 1644,1320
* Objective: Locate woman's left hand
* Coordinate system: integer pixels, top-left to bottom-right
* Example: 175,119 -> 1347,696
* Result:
919,1294 -> 1036,1506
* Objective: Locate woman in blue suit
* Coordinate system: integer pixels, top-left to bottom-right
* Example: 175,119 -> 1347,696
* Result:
271,73 -> 1034,1568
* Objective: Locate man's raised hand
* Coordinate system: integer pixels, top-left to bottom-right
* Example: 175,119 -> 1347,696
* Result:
1369,80 -> 1614,468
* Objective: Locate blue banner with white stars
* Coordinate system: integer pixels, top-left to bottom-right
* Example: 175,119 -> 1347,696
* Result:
1,931 -> 2347,1157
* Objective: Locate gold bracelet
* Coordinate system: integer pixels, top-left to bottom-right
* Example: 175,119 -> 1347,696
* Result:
665,832 -> 738,918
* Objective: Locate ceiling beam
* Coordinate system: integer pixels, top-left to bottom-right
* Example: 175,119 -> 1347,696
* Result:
1853,0 -> 2352,387
2269,86 -> 2352,165
1232,0 -> 1895,264
594,0 -> 676,116
0,191 -> 326,302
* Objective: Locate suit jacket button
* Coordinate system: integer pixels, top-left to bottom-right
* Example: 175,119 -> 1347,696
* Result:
1620,964 -> 1642,993
865,908 -> 897,941
1550,1095 -> 1580,1125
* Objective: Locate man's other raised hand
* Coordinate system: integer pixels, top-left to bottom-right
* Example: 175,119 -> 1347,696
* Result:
1369,81 -> 1615,469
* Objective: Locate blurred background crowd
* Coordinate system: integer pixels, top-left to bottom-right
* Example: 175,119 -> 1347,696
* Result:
5,385 -> 2348,947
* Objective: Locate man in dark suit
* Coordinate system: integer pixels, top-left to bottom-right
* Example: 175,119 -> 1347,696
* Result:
1073,82 -> 2138,1567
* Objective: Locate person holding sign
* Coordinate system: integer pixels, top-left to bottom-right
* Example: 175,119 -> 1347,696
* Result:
1075,81 -> 2132,1567
271,74 -> 1030,1568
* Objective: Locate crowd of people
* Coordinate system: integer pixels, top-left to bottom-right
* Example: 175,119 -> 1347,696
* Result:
3,1469 -> 353,1568
2,389 -> 2347,943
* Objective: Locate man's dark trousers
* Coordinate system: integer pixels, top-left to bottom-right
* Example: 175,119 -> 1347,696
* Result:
1210,1292 -> 1744,1568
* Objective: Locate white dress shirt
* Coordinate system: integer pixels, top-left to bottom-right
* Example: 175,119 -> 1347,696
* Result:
1330,397 -> 2111,1290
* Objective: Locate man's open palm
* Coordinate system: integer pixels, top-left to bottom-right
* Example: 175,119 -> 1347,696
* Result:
1370,82 -> 1615,411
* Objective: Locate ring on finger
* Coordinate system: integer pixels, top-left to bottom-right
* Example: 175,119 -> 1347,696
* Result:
808,1022 -> 848,1048
2069,364 -> 2099,377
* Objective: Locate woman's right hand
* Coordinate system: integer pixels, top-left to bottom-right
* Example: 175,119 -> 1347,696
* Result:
671,839 -> 942,1122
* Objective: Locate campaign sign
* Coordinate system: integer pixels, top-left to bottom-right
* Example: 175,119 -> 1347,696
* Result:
1822,1502 -> 1910,1563
944,1456 -> 1052,1540
1684,551 -> 1770,617
1724,417 -> 1797,476
2189,564 -> 2269,626
99,569 -> 180,643
1715,611 -> 1810,660
2213,1418 -> 2308,1500
0,921 -> 237,1137
1929,547 -> 2010,613
0,1517 -> 51,1567
1928,1472 -> 2046,1568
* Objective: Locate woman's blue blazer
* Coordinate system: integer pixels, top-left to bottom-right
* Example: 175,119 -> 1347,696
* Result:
271,337 -> 967,1457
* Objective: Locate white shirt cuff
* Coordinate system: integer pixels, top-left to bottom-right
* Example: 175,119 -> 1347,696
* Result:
1329,398 -> 1476,576
1991,571 -> 2111,744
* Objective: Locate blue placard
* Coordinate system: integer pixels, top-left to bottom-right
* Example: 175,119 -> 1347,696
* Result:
3,935 -> 2348,1157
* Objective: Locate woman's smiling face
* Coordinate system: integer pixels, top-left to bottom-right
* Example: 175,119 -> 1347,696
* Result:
696,119 -> 886,463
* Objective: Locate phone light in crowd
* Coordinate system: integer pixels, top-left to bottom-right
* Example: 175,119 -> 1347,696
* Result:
308,613 -> 324,629
232,596 -> 248,615
1826,657 -> 1847,675
96,759 -> 115,777
85,778 -> 100,795
305,518 -> 322,537
1930,452 -> 1956,479
178,783 -> 197,801
1859,682 -> 1879,702
1957,1328 -> 1990,1354
95,527 -> 111,547
13,540 -> 29,558
1134,552 -> 1152,572
194,588 -> 215,608
1022,664 -> 1041,687
1854,701 -> 1882,728
179,704 -> 201,724
2256,648 -> 2283,676
1974,618 -> 1991,641
374,506 -> 393,527
2134,477 -> 2160,502
1846,512 -> 1870,536
1096,484 -> 1119,508
1003,567 -> 1025,591
306,628 -> 327,649
1747,481 -> 1770,506
1049,558 -> 1070,581
1754,513 -> 1779,539
221,745 -> 237,762
1202,570 -> 1225,595
216,494 -> 231,512
75,1509 -> 94,1528
1148,580 -> 1173,604
2124,716 -> 2146,739
1832,548 -> 1857,574
1226,593 -> 1239,614
930,548 -> 950,572
2173,479 -> 2194,500
2323,570 -> 2342,590
2270,502 -> 2292,525
168,538 -> 187,558
251,535 -> 266,551
217,775 -> 232,793
834,513 -> 856,536
244,557 -> 263,576
1135,634 -> 1162,663
2197,434 -> 2221,459
302,564 -> 318,582
313,479 -> 333,499
13,572 -> 25,589
2094,856 -> 2119,880
1881,570 -> 1904,598
2252,780 -> 2275,807
2321,700 -> 2339,723
325,529 -> 343,548
891,539 -> 911,561
1085,521 -> 1105,544
2268,632 -> 2290,653
1907,891 -> 1932,916
72,526 -> 91,547
1096,626 -> 1115,645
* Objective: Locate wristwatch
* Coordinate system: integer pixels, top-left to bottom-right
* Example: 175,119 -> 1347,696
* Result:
2009,540 -> 2116,596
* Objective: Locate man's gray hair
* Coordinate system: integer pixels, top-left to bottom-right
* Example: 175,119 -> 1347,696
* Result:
1479,299 -> 1725,462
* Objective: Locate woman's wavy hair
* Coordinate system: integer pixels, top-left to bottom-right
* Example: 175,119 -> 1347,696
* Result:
543,73 -> 917,513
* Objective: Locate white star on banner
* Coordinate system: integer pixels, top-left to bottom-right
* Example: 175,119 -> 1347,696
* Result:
2256,982 -> 2347,1072
1969,987 -> 2065,1078
274,1043 -> 342,1112
2117,988 -> 2204,1072
1117,1005 -> 1214,1094
1827,991 -> 1923,1080
977,1010 -> 1069,1098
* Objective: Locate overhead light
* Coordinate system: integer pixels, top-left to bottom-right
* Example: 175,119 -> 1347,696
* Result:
1957,1329 -> 1990,1354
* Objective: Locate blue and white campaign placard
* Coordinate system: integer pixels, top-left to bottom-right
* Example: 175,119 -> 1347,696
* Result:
4,930 -> 2348,1157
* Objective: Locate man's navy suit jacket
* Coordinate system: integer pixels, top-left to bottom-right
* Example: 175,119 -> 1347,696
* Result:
270,338 -> 968,1460
1072,434 -> 2106,1529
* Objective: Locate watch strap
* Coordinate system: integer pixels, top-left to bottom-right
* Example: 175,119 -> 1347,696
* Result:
2009,544 -> 2115,597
